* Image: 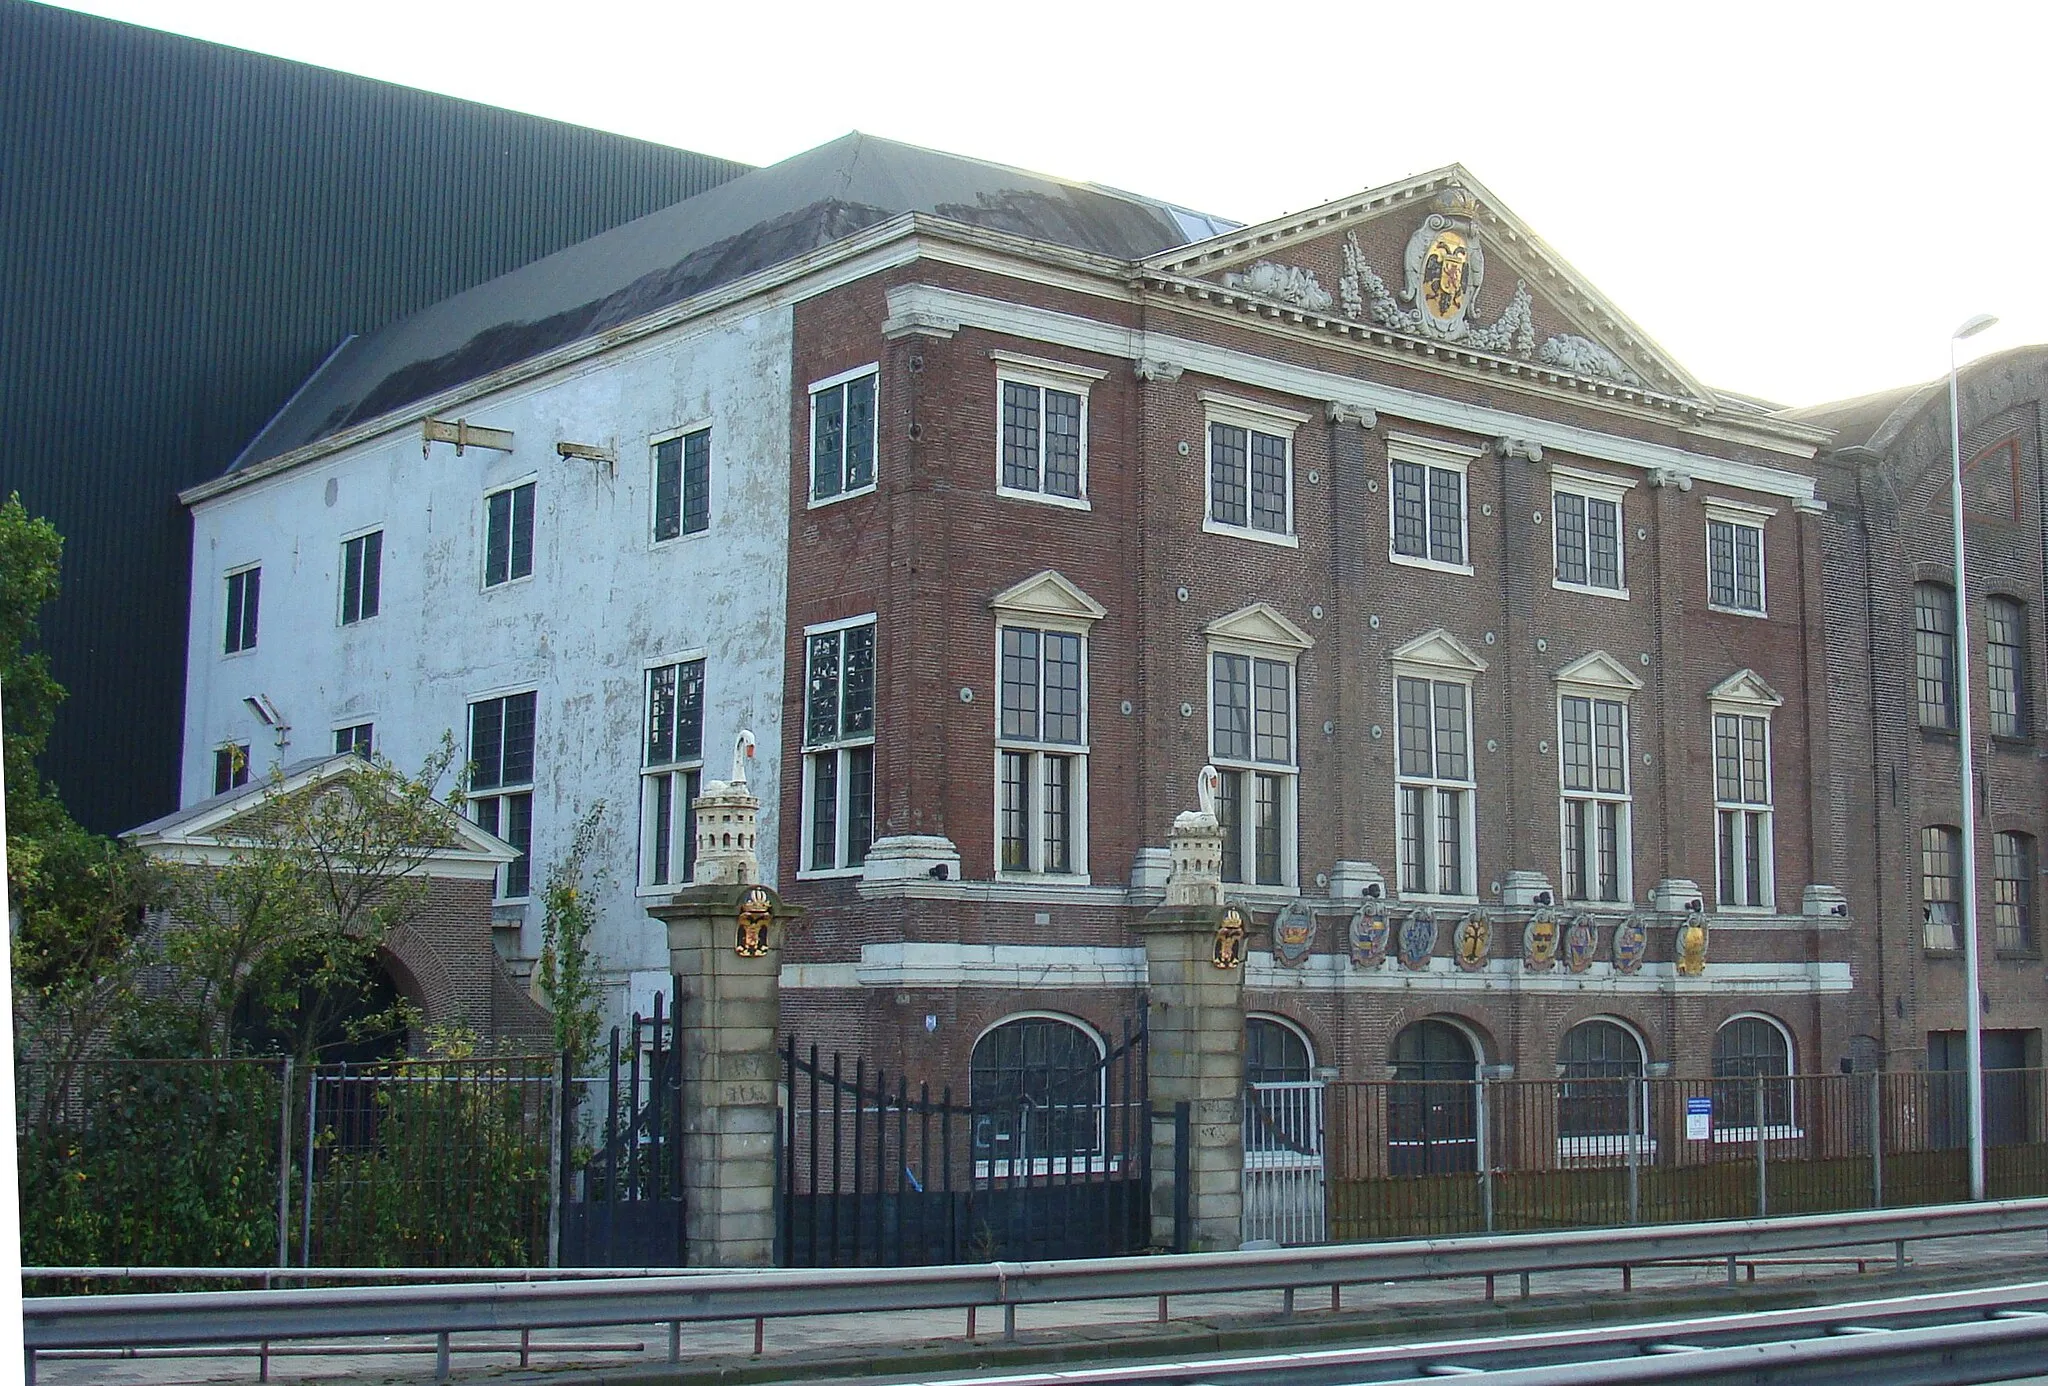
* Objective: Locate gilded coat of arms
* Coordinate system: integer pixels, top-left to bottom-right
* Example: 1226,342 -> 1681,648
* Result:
1349,899 -> 1390,970
1273,900 -> 1316,969
1398,908 -> 1438,971
1676,919 -> 1710,977
1453,913 -> 1491,971
734,885 -> 774,958
1564,914 -> 1598,974
1523,908 -> 1560,972
1213,906 -> 1248,970
1612,914 -> 1648,974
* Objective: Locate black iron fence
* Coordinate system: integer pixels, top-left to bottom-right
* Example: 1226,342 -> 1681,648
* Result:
559,997 -> 684,1267
1325,1068 -> 2048,1241
778,1019 -> 1153,1267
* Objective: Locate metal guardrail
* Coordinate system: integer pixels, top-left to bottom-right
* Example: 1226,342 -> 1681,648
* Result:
24,1197 -> 2048,1382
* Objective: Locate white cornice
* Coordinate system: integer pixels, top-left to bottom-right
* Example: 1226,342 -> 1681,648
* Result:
887,284 -> 1821,505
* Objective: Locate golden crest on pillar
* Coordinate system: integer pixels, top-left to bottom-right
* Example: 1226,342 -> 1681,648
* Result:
734,885 -> 774,958
1212,906 -> 1249,970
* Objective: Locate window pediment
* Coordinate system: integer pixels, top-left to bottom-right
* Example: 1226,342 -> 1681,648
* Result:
1555,650 -> 1644,694
1205,603 -> 1314,654
1708,668 -> 1783,710
990,570 -> 1107,627
1387,627 -> 1487,675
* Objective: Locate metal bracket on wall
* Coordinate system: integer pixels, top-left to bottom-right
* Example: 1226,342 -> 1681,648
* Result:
422,417 -> 514,458
555,440 -> 616,477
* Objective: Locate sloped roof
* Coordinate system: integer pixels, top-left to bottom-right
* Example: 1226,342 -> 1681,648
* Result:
1777,380 -> 1935,453
231,132 -> 1234,471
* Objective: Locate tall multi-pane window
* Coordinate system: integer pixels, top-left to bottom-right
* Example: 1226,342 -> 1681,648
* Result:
1552,473 -> 1628,593
1915,582 -> 1959,729
998,626 -> 1086,875
1558,1019 -> 1644,1142
802,619 -> 876,873
1994,830 -> 2035,954
224,566 -> 260,653
1560,694 -> 1630,902
340,531 -> 382,624
483,481 -> 536,587
1396,675 -> 1475,897
1212,652 -> 1295,885
469,691 -> 537,899
810,367 -> 877,501
998,361 -> 1097,503
1390,454 -> 1468,568
1208,423 -> 1290,534
1713,712 -> 1773,909
1987,596 -> 2027,737
641,660 -> 705,888
652,428 -> 711,541
1706,514 -> 1765,613
1922,824 -> 1963,951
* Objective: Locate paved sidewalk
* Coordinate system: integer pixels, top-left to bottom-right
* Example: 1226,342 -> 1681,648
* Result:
33,1230 -> 2048,1386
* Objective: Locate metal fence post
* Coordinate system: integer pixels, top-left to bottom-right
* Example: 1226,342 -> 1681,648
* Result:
276,1057 -> 293,1268
1625,1080 -> 1640,1225
299,1064 -> 318,1269
1476,1074 -> 1494,1234
1755,1074 -> 1769,1218
547,1050 -> 566,1269
1870,1070 -> 1884,1209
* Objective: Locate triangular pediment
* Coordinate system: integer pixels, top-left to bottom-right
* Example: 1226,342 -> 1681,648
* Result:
1146,165 -> 1708,404
1707,668 -> 1784,710
990,569 -> 1108,625
1554,650 -> 1645,693
1387,627 -> 1488,675
125,754 -> 515,874
1205,602 -> 1314,653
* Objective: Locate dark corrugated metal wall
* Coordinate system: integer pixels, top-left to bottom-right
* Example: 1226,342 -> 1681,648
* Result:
0,1 -> 748,833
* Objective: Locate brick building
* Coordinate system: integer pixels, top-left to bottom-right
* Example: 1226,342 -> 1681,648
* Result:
179,134 -> 1865,1102
1800,346 -> 2048,1084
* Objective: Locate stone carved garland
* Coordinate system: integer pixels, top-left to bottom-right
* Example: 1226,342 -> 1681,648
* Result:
1216,184 -> 1648,390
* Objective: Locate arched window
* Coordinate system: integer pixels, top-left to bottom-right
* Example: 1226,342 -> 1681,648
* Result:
1915,582 -> 1958,729
1246,1016 -> 1312,1084
970,1015 -> 1103,1167
1558,1018 -> 1644,1141
1388,1019 -> 1478,1174
1712,1015 -> 1794,1132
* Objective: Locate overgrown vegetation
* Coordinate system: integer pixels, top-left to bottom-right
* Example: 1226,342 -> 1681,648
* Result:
537,800 -> 608,1076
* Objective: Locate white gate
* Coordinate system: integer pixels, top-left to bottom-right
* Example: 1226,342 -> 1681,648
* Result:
1242,1080 -> 1326,1245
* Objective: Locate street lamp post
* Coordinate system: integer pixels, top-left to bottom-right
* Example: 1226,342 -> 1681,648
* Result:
1948,311 -> 1997,1201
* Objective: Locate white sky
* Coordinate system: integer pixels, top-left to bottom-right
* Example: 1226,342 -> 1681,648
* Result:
46,0 -> 2048,407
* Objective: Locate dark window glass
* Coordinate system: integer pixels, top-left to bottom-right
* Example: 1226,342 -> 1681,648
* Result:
1209,423 -> 1248,527
1995,831 -> 2035,954
1712,1018 -> 1792,1128
485,483 -> 535,586
1212,653 -> 1251,761
971,1017 -> 1103,1162
224,568 -> 260,653
1388,1020 -> 1477,1174
1254,772 -> 1282,884
213,744 -> 249,795
645,661 -> 704,766
1252,658 -> 1290,764
845,744 -> 874,865
1043,388 -> 1082,498
806,632 -> 842,746
1219,769 -> 1245,883
844,375 -> 876,490
1427,466 -> 1464,564
1553,491 -> 1587,584
334,724 -> 373,758
842,624 -> 875,736
654,437 -> 682,541
1587,496 -> 1621,588
1709,518 -> 1764,611
1043,632 -> 1082,745
651,772 -> 673,884
502,793 -> 532,897
1001,629 -> 1040,741
341,531 -> 382,624
1923,824 -> 1962,951
812,384 -> 845,499
1916,582 -> 1958,729
1002,381 -> 1041,492
1559,1020 -> 1643,1138
1433,682 -> 1469,780
1989,596 -> 2027,737
1246,1018 -> 1312,1084
809,752 -> 838,872
1043,754 -> 1072,873
1391,461 -> 1428,557
1000,751 -> 1030,870
1250,430 -> 1287,532
682,430 -> 710,535
1397,676 -> 1434,777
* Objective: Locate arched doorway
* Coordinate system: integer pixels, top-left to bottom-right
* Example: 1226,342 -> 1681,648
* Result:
1242,1014 -> 1324,1245
969,1013 -> 1105,1170
1388,1019 -> 1479,1175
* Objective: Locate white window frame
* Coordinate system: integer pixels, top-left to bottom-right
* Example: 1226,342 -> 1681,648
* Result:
807,363 -> 879,508
331,720 -> 374,758
1709,1013 -> 1802,1144
799,613 -> 878,879
649,421 -> 712,546
1709,670 -> 1782,913
993,351 -> 1102,511
1703,496 -> 1774,617
1555,653 -> 1642,907
481,475 -> 538,590
638,652 -> 707,895
222,562 -> 261,655
1206,606 -> 1313,894
1556,1016 -> 1656,1162
1388,629 -> 1488,904
969,1012 -> 1114,1178
338,525 -> 384,626
1388,432 -> 1480,576
1550,463 -> 1633,599
468,685 -> 538,902
1200,391 -> 1308,549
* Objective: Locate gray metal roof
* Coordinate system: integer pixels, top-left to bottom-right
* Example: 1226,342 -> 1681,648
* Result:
233,132 -> 1236,472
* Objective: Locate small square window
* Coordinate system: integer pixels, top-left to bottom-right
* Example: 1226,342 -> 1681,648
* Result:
653,429 -> 710,541
224,567 -> 260,653
341,531 -> 382,625
810,370 -> 878,502
334,723 -> 373,758
213,743 -> 250,795
1707,516 -> 1765,614
484,482 -> 536,587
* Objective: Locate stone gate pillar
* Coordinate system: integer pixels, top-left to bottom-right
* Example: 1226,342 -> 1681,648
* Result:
645,733 -> 799,1268
1136,768 -> 1247,1252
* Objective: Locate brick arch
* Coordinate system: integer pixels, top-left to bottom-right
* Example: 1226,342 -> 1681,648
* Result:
1542,1001 -> 1659,1074
1244,1003 -> 1329,1072
380,923 -> 463,1034
1374,1004 -> 1500,1073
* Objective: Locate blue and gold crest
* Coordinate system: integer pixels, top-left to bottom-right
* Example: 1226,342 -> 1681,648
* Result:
1564,913 -> 1598,974
1398,908 -> 1438,971
1273,900 -> 1317,969
1612,913 -> 1648,974
1523,907 -> 1560,972
1349,899 -> 1389,970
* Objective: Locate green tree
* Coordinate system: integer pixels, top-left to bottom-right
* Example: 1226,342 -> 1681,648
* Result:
536,800 -> 606,1074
